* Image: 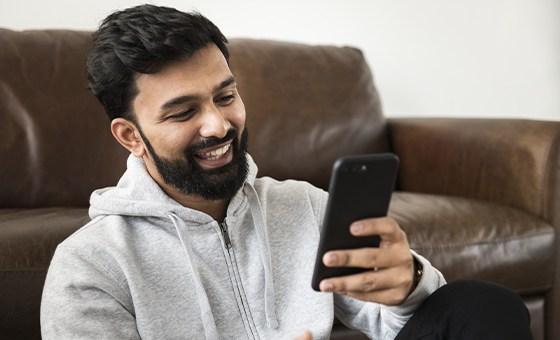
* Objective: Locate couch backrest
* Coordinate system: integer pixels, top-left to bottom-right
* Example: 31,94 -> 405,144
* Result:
0,29 -> 390,208
228,39 -> 390,189
0,29 -> 127,208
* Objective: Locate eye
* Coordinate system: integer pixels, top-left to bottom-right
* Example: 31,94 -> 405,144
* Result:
215,93 -> 236,106
168,109 -> 195,121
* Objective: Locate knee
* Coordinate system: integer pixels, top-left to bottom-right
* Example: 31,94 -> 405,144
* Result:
398,280 -> 533,340
434,280 -> 529,320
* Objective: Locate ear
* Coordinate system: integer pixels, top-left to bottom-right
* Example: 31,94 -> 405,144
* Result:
111,118 -> 146,157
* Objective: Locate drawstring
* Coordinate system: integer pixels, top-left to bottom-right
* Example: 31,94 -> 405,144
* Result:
244,185 -> 279,329
168,213 -> 219,340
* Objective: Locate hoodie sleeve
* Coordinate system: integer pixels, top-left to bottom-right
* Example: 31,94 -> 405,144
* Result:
41,243 -> 140,340
333,252 -> 446,339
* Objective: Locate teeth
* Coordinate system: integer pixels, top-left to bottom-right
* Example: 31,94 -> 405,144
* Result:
198,143 -> 231,160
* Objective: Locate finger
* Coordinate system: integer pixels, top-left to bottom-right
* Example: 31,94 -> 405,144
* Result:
293,330 -> 313,340
320,269 -> 386,293
350,217 -> 407,246
319,268 -> 412,305
320,263 -> 412,294
346,286 -> 411,306
323,247 -> 410,270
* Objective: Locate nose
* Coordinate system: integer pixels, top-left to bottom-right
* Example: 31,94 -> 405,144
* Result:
199,105 -> 231,139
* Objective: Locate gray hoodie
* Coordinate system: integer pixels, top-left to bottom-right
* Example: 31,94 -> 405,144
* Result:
41,154 -> 445,340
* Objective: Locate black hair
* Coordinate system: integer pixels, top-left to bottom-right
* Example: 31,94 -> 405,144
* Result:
86,4 -> 229,121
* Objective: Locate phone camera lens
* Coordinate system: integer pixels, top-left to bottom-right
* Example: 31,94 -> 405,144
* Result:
352,164 -> 367,172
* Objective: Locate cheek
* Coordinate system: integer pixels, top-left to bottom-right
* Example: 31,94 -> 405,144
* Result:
229,100 -> 246,128
152,126 -> 197,157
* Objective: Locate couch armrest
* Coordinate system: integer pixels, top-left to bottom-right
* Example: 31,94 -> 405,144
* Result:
388,118 -> 560,225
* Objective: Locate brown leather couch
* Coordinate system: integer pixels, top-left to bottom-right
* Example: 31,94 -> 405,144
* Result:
1,29 -> 558,340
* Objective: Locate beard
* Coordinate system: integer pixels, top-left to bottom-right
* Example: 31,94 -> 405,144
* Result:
139,127 -> 249,201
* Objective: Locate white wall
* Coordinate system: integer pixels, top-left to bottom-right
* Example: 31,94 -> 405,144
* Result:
1,0 -> 559,121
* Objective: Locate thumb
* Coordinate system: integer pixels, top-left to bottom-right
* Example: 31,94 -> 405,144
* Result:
294,330 -> 313,340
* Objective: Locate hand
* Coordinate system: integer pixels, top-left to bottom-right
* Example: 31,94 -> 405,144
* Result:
319,217 -> 414,305
294,330 -> 313,340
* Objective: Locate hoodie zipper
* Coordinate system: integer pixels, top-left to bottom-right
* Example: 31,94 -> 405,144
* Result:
218,221 -> 260,339
220,222 -> 232,249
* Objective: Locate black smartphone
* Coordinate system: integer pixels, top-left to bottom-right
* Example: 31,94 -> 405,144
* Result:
311,153 -> 399,291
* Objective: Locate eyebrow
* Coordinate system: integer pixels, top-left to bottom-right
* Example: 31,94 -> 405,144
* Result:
160,76 -> 236,112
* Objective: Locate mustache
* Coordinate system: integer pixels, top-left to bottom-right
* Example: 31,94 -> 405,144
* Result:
186,128 -> 239,155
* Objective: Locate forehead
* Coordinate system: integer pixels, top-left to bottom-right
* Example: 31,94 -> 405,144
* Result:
132,44 -> 232,117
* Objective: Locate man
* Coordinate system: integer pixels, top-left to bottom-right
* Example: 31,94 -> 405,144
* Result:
41,5 -> 532,340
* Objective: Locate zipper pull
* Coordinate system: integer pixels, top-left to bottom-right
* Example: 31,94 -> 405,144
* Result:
219,222 -> 232,249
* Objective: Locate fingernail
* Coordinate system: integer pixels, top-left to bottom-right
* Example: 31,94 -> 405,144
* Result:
322,281 -> 334,291
325,253 -> 338,265
351,222 -> 363,234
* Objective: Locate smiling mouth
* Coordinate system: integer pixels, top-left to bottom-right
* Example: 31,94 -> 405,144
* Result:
196,141 -> 232,161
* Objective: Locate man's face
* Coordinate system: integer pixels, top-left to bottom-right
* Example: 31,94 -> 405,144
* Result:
131,44 -> 248,201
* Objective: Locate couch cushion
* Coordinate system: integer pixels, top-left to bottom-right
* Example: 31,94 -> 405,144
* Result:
390,192 -> 556,293
0,208 -> 87,340
0,208 -> 88,270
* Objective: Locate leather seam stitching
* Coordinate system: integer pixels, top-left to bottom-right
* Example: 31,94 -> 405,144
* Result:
411,230 -> 554,250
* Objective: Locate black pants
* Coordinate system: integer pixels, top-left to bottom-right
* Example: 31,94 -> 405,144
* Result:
395,280 -> 533,340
